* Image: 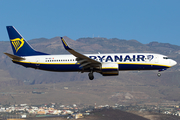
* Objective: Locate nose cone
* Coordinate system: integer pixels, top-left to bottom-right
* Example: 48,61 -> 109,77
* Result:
170,59 -> 177,67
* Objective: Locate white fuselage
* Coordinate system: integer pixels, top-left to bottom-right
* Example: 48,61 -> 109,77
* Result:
13,53 -> 176,72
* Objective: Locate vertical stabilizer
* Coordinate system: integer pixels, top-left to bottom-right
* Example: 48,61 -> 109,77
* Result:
6,26 -> 48,56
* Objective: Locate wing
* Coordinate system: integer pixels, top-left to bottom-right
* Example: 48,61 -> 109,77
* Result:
61,37 -> 101,69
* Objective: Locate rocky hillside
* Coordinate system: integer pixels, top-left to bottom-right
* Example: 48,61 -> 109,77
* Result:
0,36 -> 180,105
1,36 -> 180,85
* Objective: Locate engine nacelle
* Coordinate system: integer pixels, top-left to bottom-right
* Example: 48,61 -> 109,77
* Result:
101,63 -> 119,76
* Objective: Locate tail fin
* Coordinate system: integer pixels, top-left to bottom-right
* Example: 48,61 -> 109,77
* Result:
6,26 -> 49,56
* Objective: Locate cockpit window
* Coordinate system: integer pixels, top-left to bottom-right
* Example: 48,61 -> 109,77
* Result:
163,57 -> 169,59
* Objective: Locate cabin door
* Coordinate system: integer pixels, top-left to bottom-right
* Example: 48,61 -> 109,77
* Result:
155,56 -> 158,63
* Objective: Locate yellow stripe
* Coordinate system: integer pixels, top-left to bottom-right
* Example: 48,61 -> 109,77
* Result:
62,38 -> 68,46
102,67 -> 118,69
12,60 -> 171,68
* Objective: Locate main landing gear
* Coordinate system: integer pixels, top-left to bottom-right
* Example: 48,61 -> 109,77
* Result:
88,70 -> 94,80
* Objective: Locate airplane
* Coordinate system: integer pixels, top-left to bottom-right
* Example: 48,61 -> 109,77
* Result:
4,26 -> 177,80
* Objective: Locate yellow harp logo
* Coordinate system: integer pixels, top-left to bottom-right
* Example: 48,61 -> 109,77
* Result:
11,38 -> 24,52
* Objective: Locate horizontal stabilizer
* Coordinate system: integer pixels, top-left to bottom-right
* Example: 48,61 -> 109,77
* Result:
4,53 -> 25,60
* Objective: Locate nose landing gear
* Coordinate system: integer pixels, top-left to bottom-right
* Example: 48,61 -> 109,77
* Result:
157,69 -> 166,77
157,73 -> 161,77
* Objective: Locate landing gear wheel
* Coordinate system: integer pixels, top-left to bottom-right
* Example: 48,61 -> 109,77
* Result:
157,73 -> 161,77
88,72 -> 94,80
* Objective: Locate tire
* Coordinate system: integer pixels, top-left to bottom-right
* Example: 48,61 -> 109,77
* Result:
157,73 -> 161,77
88,73 -> 94,80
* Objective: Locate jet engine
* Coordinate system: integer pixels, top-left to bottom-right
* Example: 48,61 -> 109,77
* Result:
101,63 -> 119,76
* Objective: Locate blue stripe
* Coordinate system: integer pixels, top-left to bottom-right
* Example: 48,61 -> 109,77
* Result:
102,69 -> 118,72
13,61 -> 169,71
13,61 -> 81,71
119,64 -> 169,70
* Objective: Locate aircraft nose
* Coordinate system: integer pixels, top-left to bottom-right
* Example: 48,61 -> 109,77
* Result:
170,59 -> 177,66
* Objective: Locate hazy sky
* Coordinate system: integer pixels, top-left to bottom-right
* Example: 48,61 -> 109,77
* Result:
1,0 -> 180,46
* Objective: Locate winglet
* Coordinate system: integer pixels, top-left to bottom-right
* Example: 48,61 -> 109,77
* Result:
60,37 -> 101,65
61,37 -> 72,50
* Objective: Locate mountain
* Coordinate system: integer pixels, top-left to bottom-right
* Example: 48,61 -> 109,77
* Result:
1,36 -> 180,84
0,36 -> 180,105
